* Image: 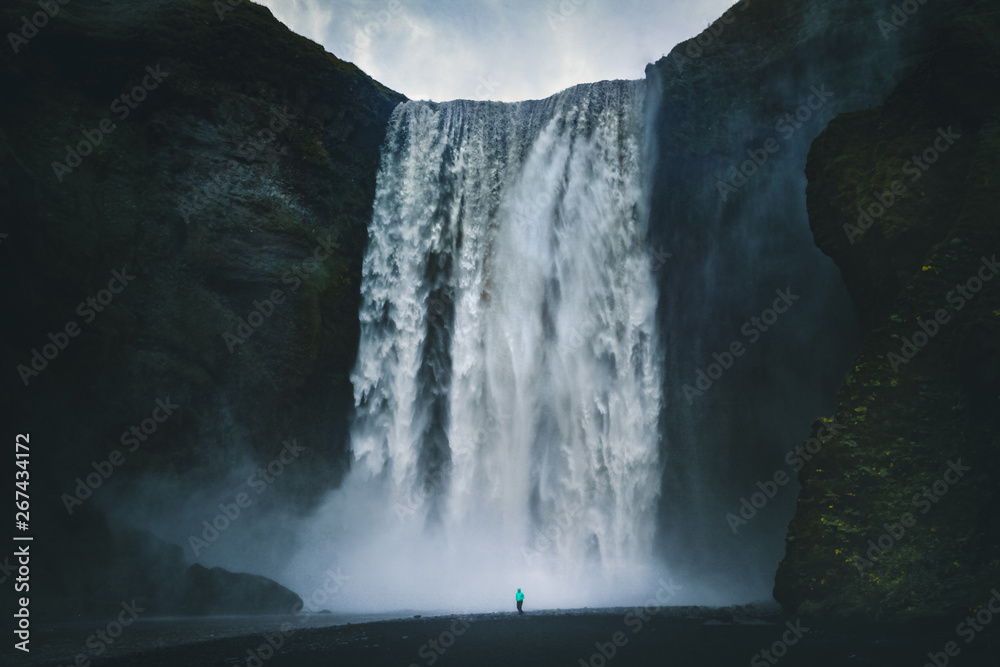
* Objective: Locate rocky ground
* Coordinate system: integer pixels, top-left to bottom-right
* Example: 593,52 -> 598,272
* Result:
5,605 -> 999,667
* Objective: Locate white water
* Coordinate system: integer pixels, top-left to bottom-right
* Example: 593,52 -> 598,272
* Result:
286,80 -> 668,612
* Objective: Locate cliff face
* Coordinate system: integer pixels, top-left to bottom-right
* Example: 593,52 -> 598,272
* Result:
775,2 -> 1000,619
642,0 -> 983,596
0,0 -> 402,613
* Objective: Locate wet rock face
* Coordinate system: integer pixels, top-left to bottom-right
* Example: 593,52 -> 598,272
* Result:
641,0 -> 981,600
0,0 -> 402,614
774,2 -> 1000,619
1,0 -> 403,482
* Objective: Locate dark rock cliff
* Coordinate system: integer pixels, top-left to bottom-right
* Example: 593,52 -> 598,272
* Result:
775,2 -> 1000,619
642,0 -> 984,600
0,0 -> 402,614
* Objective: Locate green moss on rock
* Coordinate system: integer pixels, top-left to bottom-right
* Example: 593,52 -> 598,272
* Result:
776,0 -> 1000,620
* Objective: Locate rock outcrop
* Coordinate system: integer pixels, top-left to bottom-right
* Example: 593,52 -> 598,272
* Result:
775,1 -> 1000,619
642,0 -> 984,596
181,563 -> 303,615
0,0 -> 402,615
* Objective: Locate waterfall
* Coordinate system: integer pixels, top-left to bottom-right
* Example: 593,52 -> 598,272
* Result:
290,80 -> 666,611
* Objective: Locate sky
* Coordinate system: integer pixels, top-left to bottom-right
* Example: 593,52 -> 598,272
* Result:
254,0 -> 737,102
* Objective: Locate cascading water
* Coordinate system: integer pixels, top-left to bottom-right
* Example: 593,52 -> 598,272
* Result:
287,80 -> 668,612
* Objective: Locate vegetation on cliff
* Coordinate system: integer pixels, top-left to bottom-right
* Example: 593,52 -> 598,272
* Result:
775,0 -> 1000,619
0,0 -> 403,614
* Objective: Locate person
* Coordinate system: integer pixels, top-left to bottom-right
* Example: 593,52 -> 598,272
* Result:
516,588 -> 524,614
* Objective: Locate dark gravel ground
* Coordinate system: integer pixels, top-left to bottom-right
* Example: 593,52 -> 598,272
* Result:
5,604 -> 999,667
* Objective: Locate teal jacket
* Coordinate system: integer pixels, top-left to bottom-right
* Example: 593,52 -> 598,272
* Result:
516,589 -> 524,601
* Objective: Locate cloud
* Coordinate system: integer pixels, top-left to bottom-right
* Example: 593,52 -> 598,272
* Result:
256,0 -> 737,101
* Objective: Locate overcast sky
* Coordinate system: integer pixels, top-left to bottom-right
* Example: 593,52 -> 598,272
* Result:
255,0 -> 736,102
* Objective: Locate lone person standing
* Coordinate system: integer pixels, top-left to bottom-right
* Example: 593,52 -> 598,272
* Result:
516,588 -> 525,614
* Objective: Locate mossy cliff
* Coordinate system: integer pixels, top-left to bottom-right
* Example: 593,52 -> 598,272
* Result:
642,0 -> 986,598
0,0 -> 402,614
774,2 -> 1000,619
